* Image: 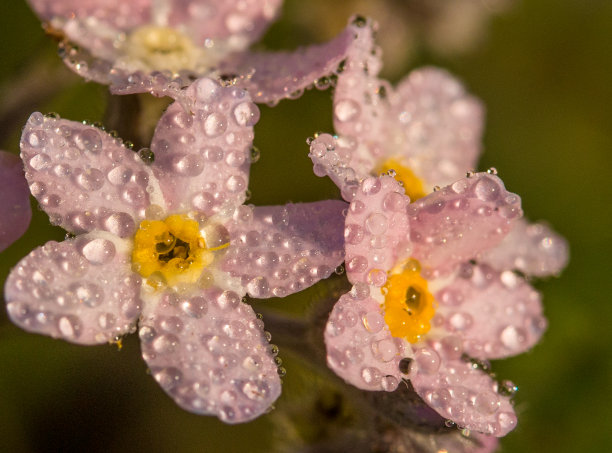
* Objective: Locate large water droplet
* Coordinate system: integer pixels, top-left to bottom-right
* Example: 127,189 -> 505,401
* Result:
334,99 -> 361,122
204,112 -> 227,137
75,129 -> 102,153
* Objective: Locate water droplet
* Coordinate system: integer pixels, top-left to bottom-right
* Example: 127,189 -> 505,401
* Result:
249,146 -> 260,163
500,325 -> 527,350
474,176 -> 500,201
352,15 -> 367,27
80,238 -> 115,264
138,147 -> 155,164
76,168 -> 105,191
414,348 -> 441,374
233,101 -> 260,126
172,153 -> 204,176
153,367 -> 183,390
58,315 -> 82,339
204,112 -> 227,137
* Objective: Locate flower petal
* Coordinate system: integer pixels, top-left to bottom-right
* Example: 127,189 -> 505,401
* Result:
482,218 -> 569,277
150,78 -> 256,216
139,287 -> 281,423
27,0 -> 150,30
0,151 -> 32,252
4,233 -> 142,345
223,21 -> 357,104
344,176 -> 410,285
20,112 -> 158,237
388,67 -> 484,187
325,291 -> 409,392
307,18 -> 383,192
331,16 -> 384,145
221,201 -> 346,298
409,173 -> 522,277
167,0 -> 282,50
435,264 -> 545,359
409,343 -> 517,436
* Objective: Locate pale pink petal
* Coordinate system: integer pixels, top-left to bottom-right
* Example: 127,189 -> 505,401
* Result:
139,287 -> 281,423
331,16 -> 384,145
223,22 -> 357,104
0,152 -> 32,252
344,176 -> 410,285
409,340 -> 517,436
4,233 -> 142,344
410,173 -> 522,277
482,218 -> 569,277
27,0 -> 150,30
314,24 -> 484,194
221,201 -> 346,298
61,45 -> 114,85
31,1 -> 148,75
20,112 -> 157,237
150,78 -> 256,215
435,264 -> 545,359
167,0 -> 282,48
387,67 -> 484,187
307,19 -> 385,193
325,291 -> 408,392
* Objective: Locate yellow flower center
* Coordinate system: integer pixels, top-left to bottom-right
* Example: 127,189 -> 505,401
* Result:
382,259 -> 436,343
120,25 -> 214,74
377,158 -> 426,201
131,214 -> 228,289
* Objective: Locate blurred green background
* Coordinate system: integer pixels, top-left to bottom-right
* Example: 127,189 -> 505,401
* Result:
0,0 -> 610,452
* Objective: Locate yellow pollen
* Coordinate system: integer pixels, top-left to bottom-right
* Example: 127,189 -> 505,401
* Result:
378,158 -> 427,201
382,259 -> 436,343
131,214 -> 228,289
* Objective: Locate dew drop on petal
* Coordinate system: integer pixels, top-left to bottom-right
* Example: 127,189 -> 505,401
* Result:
334,99 -> 361,122
204,113 -> 227,137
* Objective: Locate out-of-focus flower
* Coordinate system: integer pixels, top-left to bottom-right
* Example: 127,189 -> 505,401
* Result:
285,0 -> 515,78
309,18 -> 568,274
4,78 -> 346,423
0,151 -> 32,252
309,18 -> 484,202
324,173 -> 541,436
28,0 -> 360,104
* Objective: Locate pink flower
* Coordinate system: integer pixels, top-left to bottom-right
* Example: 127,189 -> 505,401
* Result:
28,0 -> 360,104
308,17 -> 568,276
0,151 -> 32,251
308,18 -> 566,439
4,78 -> 346,423
324,173 -> 540,436
309,17 -> 483,200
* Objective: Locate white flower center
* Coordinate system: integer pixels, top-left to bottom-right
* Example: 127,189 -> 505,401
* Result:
117,25 -> 218,74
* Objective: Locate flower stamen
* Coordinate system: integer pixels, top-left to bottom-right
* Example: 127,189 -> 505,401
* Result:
132,214 -> 228,288
382,259 -> 436,343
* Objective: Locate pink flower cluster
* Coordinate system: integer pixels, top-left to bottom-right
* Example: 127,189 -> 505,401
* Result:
1,1 -> 567,449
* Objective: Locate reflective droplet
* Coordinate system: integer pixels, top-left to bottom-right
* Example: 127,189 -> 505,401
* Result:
204,113 -> 227,137
474,176 -> 500,201
76,168 -> 104,191
80,238 -> 115,264
75,129 -> 102,153
233,101 -> 260,126
334,99 -> 360,122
